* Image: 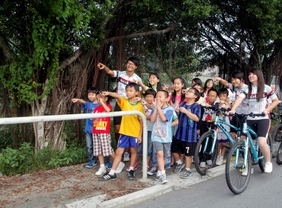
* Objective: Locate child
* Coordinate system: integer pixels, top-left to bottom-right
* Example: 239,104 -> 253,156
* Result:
99,83 -> 145,181
138,72 -> 162,92
199,88 -> 219,168
151,90 -> 178,184
203,79 -> 214,98
215,88 -> 230,166
72,87 -> 99,168
171,88 -> 201,178
93,91 -> 125,176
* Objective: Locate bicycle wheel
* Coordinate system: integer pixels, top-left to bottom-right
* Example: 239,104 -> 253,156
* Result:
225,141 -> 251,194
276,142 -> 282,165
258,149 -> 265,172
194,131 -> 218,176
271,124 -> 282,157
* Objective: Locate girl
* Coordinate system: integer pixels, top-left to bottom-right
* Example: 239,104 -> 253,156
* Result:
203,79 -> 214,98
230,68 -> 279,173
138,72 -> 162,92
169,77 -> 187,108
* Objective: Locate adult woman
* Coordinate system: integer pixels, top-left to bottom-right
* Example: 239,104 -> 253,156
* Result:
230,68 -> 279,173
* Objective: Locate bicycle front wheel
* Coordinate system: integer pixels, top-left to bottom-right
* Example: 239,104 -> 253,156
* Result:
194,131 -> 218,176
225,141 -> 251,194
276,142 -> 282,165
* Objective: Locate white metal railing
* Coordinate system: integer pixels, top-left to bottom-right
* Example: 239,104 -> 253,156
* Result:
0,110 -> 148,180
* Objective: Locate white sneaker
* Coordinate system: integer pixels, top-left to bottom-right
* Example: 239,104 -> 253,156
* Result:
264,162 -> 273,173
206,160 -> 212,166
123,152 -> 130,162
116,162 -> 125,173
241,163 -> 248,176
215,156 -> 223,166
200,162 -> 206,168
95,166 -> 106,176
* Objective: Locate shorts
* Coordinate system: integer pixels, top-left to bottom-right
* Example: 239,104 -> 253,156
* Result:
118,134 -> 139,148
152,141 -> 171,158
93,133 -> 114,156
217,132 -> 228,143
171,139 -> 196,156
247,119 -> 270,138
137,131 -> 153,157
113,104 -> 122,125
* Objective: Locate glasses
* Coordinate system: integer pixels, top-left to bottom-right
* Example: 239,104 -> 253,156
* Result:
127,62 -> 136,66
186,89 -> 196,94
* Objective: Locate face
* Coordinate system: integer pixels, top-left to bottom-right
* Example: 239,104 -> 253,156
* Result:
206,80 -> 213,88
173,78 -> 184,92
149,74 -> 159,86
125,86 -> 139,99
145,94 -> 155,104
88,92 -> 96,102
185,89 -> 197,100
193,85 -> 203,93
155,91 -> 169,104
231,78 -> 242,87
126,60 -> 138,73
248,72 -> 258,84
207,90 -> 217,104
96,94 -> 107,104
219,93 -> 228,102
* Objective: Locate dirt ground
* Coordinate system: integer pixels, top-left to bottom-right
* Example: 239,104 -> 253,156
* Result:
0,164 -> 151,208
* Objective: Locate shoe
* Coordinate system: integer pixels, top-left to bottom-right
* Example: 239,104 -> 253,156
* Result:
159,174 -> 168,184
173,163 -> 185,173
86,160 -> 98,168
99,172 -> 117,181
215,156 -> 223,166
95,166 -> 106,176
206,160 -> 212,166
116,162 -> 125,174
180,169 -> 192,179
128,170 -> 135,180
105,161 -> 112,169
200,162 -> 206,168
241,163 -> 248,176
123,152 -> 130,162
147,167 -> 158,176
126,163 -> 138,172
264,162 -> 273,173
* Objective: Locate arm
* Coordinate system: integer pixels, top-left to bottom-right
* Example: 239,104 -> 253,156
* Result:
137,80 -> 149,92
230,96 -> 244,113
97,62 -> 115,77
179,107 -> 200,122
102,91 -> 122,101
214,77 -> 230,88
71,98 -> 86,105
265,97 -> 279,115
171,118 -> 179,127
99,100 -> 111,112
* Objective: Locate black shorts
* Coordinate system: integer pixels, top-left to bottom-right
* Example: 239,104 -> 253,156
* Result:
113,103 -> 122,125
171,139 -> 196,156
247,119 -> 270,138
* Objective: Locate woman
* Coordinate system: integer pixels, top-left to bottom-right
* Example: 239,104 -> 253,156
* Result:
230,68 -> 279,173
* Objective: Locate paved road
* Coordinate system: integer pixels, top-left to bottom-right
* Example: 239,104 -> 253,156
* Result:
130,162 -> 282,208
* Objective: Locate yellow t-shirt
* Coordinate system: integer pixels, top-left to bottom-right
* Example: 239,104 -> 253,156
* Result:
117,97 -> 145,137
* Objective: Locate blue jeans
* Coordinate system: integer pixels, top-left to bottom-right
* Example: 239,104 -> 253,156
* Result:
85,133 -> 96,162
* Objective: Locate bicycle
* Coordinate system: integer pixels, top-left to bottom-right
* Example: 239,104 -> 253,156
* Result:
225,112 -> 267,194
194,108 -> 238,176
271,109 -> 282,164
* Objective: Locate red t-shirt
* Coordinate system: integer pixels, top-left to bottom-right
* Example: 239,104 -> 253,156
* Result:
93,104 -> 112,134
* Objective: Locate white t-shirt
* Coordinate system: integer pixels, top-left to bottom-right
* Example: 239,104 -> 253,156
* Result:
229,83 -> 249,114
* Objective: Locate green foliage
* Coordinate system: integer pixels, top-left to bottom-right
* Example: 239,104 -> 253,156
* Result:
0,142 -> 87,176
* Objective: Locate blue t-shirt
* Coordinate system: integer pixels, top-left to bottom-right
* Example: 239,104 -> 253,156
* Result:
82,101 -> 99,133
151,106 -> 174,143
175,102 -> 201,143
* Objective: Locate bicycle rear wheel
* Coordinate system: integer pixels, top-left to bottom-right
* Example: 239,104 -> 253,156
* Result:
276,142 -> 282,165
271,124 -> 282,157
194,131 -> 218,176
225,141 -> 251,194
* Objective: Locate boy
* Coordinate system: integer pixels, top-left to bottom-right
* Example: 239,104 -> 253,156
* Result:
97,57 -> 142,162
150,90 -> 178,184
171,88 -> 201,179
216,88 -> 231,166
93,91 -> 125,176
72,87 -> 99,168
99,83 -> 145,180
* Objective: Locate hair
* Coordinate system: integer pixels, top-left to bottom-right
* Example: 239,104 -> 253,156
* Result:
231,71 -> 244,80
127,56 -> 139,67
148,72 -> 162,91
87,87 -> 97,94
192,83 -> 204,97
218,88 -> 229,96
248,68 -> 265,101
144,88 -> 157,97
96,89 -> 111,103
203,79 -> 214,92
207,87 -> 218,96
279,75 -> 282,93
171,76 -> 186,104
157,89 -> 169,98
192,77 -> 202,86
126,82 -> 140,91
189,88 -> 201,102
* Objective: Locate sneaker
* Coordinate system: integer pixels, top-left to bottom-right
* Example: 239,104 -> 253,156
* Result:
180,169 -> 192,179
173,163 -> 185,173
126,163 -> 138,172
241,163 -> 248,176
123,152 -> 130,162
86,160 -> 98,168
264,162 -> 273,173
128,170 -> 135,180
147,167 -> 158,176
95,166 -> 106,176
159,174 -> 168,184
99,172 -> 117,181
206,160 -> 212,166
200,162 -> 206,168
215,156 -> 223,166
116,162 -> 125,174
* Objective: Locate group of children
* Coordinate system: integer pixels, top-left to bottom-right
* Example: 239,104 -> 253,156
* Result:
72,57 -> 278,184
